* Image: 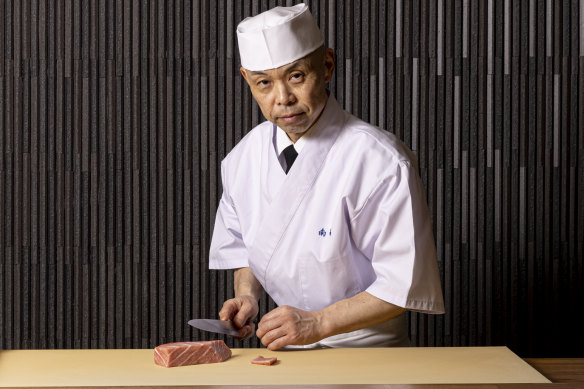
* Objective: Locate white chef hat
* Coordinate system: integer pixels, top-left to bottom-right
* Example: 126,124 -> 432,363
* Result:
236,3 -> 324,71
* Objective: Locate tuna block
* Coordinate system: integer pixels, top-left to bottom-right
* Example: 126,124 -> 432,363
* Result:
154,340 -> 232,367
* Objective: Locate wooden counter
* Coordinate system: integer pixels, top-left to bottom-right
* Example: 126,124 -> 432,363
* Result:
0,346 -> 557,388
525,358 -> 584,385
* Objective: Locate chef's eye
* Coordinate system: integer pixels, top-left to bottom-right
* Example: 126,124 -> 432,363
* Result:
290,73 -> 303,82
257,80 -> 270,87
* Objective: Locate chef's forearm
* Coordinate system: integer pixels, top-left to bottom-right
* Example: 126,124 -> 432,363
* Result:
234,267 -> 263,301
317,291 -> 406,339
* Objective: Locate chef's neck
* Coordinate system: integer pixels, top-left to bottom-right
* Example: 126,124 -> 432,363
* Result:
287,131 -> 304,143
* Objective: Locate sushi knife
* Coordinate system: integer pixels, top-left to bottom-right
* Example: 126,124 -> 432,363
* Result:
188,318 -> 241,337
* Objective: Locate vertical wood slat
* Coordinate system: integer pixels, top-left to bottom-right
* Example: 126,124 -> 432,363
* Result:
0,0 -> 5,352
0,0 -> 582,357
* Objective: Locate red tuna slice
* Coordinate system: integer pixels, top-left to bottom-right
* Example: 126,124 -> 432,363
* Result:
154,340 -> 232,367
251,355 -> 278,365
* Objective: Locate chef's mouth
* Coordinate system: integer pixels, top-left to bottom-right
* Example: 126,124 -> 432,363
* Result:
278,112 -> 305,122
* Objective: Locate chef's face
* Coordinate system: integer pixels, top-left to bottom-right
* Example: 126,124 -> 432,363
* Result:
241,47 -> 335,142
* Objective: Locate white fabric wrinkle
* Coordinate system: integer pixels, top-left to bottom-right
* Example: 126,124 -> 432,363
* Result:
359,166 -> 418,307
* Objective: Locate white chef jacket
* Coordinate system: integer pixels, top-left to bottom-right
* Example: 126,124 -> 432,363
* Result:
209,93 -> 445,348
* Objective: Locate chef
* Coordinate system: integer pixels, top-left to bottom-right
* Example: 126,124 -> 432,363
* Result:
209,3 -> 444,351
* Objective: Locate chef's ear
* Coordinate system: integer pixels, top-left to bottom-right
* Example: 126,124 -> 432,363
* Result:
240,67 -> 251,85
323,48 -> 335,83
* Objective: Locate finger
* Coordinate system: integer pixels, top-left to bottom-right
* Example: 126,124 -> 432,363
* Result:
235,323 -> 254,340
259,326 -> 287,349
256,317 -> 279,339
233,301 -> 257,328
267,335 -> 290,351
255,325 -> 265,339
218,302 -> 237,321
256,311 -> 282,334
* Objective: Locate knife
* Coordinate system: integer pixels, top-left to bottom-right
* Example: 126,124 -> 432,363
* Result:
188,319 -> 241,337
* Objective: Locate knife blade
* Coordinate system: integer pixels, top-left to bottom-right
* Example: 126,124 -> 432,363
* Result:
188,319 -> 241,337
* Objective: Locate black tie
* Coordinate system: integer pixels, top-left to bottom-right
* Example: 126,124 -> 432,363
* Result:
283,144 -> 298,174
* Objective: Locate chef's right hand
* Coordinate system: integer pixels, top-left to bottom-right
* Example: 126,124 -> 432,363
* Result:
219,295 -> 258,339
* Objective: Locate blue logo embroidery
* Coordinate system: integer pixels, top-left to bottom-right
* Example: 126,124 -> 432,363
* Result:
318,228 -> 332,237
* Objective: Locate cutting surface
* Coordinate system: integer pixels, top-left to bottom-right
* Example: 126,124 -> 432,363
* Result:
0,346 -> 550,387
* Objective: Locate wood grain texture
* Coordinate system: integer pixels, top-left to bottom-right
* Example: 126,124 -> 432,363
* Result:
0,347 -> 551,386
0,0 -> 582,357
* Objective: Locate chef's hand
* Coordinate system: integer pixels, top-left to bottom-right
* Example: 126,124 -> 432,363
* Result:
219,295 -> 258,339
256,305 -> 324,350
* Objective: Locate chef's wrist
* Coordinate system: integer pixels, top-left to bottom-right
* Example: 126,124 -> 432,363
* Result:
238,294 -> 260,305
315,309 -> 335,340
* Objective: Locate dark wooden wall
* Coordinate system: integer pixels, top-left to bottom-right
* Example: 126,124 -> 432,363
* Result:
0,0 -> 582,357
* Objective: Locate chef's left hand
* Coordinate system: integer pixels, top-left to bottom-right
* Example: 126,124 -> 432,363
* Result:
256,305 -> 325,350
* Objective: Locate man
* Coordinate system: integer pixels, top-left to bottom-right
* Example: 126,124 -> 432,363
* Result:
209,3 -> 444,351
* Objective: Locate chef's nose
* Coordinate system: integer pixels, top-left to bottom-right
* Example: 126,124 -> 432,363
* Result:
274,81 -> 296,105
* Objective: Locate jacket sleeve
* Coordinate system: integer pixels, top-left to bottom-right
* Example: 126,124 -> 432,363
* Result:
208,163 -> 249,270
351,160 -> 445,314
